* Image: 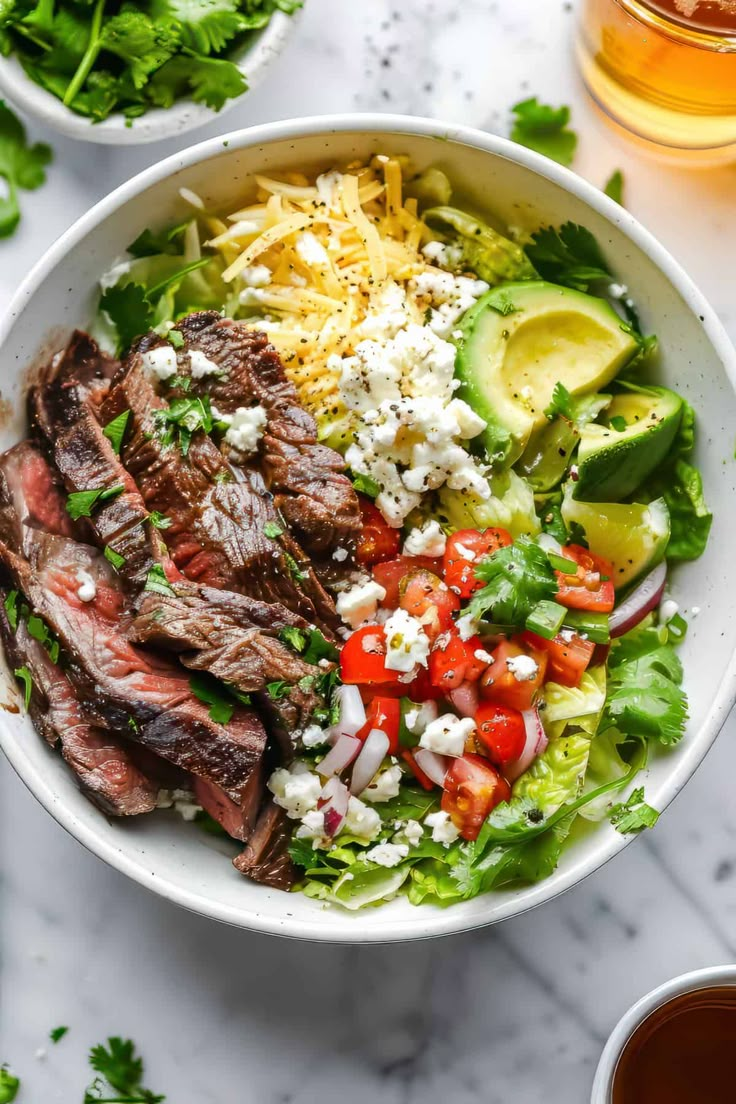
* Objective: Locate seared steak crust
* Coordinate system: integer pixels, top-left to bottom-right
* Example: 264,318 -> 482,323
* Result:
233,799 -> 297,890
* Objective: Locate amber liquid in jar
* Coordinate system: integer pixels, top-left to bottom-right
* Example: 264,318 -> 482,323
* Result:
612,985 -> 736,1103
577,0 -> 736,160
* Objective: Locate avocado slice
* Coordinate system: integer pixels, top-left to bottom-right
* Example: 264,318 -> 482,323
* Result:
423,207 -> 537,285
573,385 -> 683,501
455,282 -> 640,464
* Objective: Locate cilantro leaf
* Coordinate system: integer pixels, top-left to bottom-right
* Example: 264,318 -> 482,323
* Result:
188,671 -> 236,724
100,282 -> 154,353
278,626 -> 338,665
0,1067 -> 19,1103
283,551 -> 306,583
26,612 -> 59,663
153,394 -> 218,455
66,484 -> 124,520
13,665 -> 32,709
266,680 -> 291,700
148,53 -> 246,112
151,0 -> 245,54
144,564 -> 174,596
87,1036 -> 164,1103
351,472 -> 380,498
468,536 -> 558,629
510,97 -> 577,167
263,521 -> 284,539
50,1025 -> 69,1043
604,169 -> 625,205
609,787 -> 659,833
148,511 -> 172,530
104,545 -> 126,570
100,11 -> 179,90
3,589 -> 18,631
0,101 -> 52,238
168,329 -> 184,348
127,221 -> 190,258
525,222 -> 611,292
605,624 -> 687,746
279,625 -> 306,652
544,380 -> 574,421
102,410 -> 131,455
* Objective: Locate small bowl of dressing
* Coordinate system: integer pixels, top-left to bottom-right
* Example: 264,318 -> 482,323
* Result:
592,965 -> 736,1104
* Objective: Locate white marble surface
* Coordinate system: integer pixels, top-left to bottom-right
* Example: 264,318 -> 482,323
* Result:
2,1 -> 736,1100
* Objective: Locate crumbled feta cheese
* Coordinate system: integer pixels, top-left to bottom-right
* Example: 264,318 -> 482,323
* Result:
336,579 -> 386,629
453,541 -> 476,562
268,763 -> 322,819
403,520 -> 447,558
420,714 -> 475,757
315,170 -> 343,211
660,598 -> 679,623
240,264 -> 271,288
222,405 -> 267,457
344,795 -> 381,841
296,230 -> 331,268
301,724 -> 329,749
141,345 -> 178,380
411,268 -> 489,337
76,569 -> 97,603
404,700 -> 439,736
295,809 -> 326,841
189,349 -> 221,379
395,819 -> 424,847
456,611 -> 481,641
365,841 -> 409,867
507,655 -> 539,682
421,240 -> 462,268
608,282 -> 628,299
356,280 -> 410,341
691,606 -> 701,617
559,628 -> 576,643
332,546 -> 349,562
157,788 -> 201,821
363,764 -> 402,803
474,648 -> 495,664
383,608 -> 431,672
425,810 -> 461,845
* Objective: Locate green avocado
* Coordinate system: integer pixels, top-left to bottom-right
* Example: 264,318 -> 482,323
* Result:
455,281 -> 640,464
573,385 -> 683,501
423,206 -> 537,285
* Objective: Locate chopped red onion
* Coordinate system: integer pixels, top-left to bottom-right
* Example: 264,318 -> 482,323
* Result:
506,706 -> 548,782
318,776 -> 350,836
318,732 -> 361,778
609,562 -> 667,638
449,680 -> 479,718
413,748 -> 450,788
334,684 -> 366,737
350,727 -> 390,795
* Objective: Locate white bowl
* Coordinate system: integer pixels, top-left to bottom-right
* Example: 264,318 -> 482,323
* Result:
591,964 -> 736,1101
1,114 -> 736,942
0,11 -> 296,145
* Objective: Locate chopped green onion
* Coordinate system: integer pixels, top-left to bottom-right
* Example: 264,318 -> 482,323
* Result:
666,612 -> 688,642
562,609 -> 610,644
547,551 -> 579,574
526,600 -> 566,640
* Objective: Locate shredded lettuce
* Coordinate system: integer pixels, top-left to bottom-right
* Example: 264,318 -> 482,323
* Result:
437,470 -> 541,538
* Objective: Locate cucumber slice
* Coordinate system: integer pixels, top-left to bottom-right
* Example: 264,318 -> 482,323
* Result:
561,488 -> 670,589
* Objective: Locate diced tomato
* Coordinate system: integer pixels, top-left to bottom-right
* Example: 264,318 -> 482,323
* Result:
523,630 -> 595,688
355,496 -> 401,567
399,569 -> 460,639
443,528 -> 513,599
475,702 -> 526,767
480,637 -> 547,711
339,626 -> 402,686
401,749 -> 435,791
372,555 -> 442,607
400,664 -> 446,702
356,696 -> 401,755
441,754 -> 511,841
555,543 -> 615,613
428,630 -> 489,691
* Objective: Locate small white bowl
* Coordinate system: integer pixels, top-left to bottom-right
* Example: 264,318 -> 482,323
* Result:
0,11 -> 296,145
591,964 -> 736,1102
1,115 -> 736,941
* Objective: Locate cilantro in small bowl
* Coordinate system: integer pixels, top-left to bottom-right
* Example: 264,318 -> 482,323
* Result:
0,0 -> 301,144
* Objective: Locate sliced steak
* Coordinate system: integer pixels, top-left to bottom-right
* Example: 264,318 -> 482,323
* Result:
233,799 -> 297,890
128,581 -> 328,745
193,769 -> 263,842
174,311 -> 361,556
29,331 -> 164,594
100,350 -> 338,632
0,440 -> 84,548
0,593 -> 158,816
0,528 -> 267,803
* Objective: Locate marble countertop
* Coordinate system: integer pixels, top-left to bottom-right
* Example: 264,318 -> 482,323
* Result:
2,1 -> 736,1100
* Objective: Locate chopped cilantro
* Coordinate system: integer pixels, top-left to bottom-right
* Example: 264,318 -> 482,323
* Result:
525,222 -> 611,292
152,394 -> 218,455
609,787 -> 659,833
0,102 -> 52,239
13,665 -> 32,709
279,625 -> 338,665
148,511 -> 172,530
168,329 -> 184,348
604,169 -> 625,205
263,521 -> 284,539
86,1036 -> 164,1103
469,536 -> 558,629
544,380 -> 574,421
50,1025 -> 69,1043
3,590 -> 18,631
283,552 -> 306,583
266,680 -> 291,700
144,564 -> 174,596
104,545 -> 126,570
26,612 -> 60,664
188,671 -> 243,725
510,97 -> 577,167
351,472 -> 381,498
279,625 -> 306,652
66,484 -> 124,520
102,410 -> 131,455
0,1067 -> 19,1103
609,415 -> 627,432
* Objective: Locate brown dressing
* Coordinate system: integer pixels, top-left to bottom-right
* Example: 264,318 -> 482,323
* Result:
612,986 -> 736,1104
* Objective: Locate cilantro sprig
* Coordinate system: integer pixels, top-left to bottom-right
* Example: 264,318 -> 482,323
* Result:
66,484 -> 124,521
609,787 -> 659,833
468,536 -> 558,629
85,1036 -> 164,1104
152,393 -> 224,456
604,623 -> 687,746
510,97 -> 578,167
188,671 -> 250,724
0,102 -> 52,239
0,1067 -> 19,1103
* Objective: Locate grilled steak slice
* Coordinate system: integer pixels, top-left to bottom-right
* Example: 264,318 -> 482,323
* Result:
0,440 -> 84,547
100,350 -> 338,632
0,529 -> 267,802
0,593 -> 158,815
29,331 -> 164,594
174,312 -> 361,556
233,799 -> 297,890
128,582 -> 328,743
193,769 -> 263,842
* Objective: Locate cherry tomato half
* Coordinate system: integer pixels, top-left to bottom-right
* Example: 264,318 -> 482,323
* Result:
480,637 -> 547,711
443,528 -> 513,599
399,570 -> 460,639
355,496 -> 401,567
371,555 -> 442,607
441,754 -> 511,841
356,696 -> 401,755
475,702 -> 526,767
555,543 -> 615,613
522,630 -> 595,689
339,625 -> 402,686
429,630 -> 489,691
